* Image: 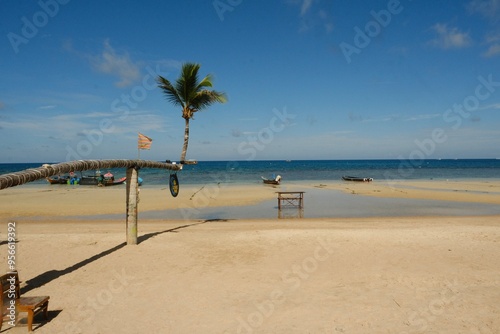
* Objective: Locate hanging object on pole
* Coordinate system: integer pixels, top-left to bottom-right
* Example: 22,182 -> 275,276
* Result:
169,173 -> 179,197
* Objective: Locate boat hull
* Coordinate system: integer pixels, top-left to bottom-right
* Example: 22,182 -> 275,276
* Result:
261,175 -> 281,185
47,176 -> 70,184
262,179 -> 280,185
342,176 -> 373,182
80,176 -> 126,186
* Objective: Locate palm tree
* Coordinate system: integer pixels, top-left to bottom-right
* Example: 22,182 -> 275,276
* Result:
157,63 -> 227,163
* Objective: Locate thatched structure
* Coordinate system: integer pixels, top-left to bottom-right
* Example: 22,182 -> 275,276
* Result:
0,159 -> 182,245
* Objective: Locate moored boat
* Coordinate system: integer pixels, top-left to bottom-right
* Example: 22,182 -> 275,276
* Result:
261,175 -> 282,185
79,175 -> 126,186
47,171 -> 79,185
46,175 -> 70,184
80,171 -> 126,186
47,170 -> 126,186
342,176 -> 373,182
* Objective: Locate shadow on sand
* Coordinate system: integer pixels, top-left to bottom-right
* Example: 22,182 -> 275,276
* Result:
20,219 -> 228,295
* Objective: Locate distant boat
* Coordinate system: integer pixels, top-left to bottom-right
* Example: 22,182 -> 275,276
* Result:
262,175 -> 281,185
342,176 -> 373,182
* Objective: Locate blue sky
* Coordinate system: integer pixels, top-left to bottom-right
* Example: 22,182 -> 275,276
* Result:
1,0 -> 499,163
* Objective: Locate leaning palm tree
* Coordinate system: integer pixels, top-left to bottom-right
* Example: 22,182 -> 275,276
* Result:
157,63 -> 227,163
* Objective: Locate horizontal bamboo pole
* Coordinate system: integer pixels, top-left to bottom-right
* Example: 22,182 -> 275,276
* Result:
0,159 -> 182,190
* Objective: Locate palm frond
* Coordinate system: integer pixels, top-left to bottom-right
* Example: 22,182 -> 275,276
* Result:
176,63 -> 200,102
157,75 -> 184,107
197,74 -> 214,89
190,90 -> 228,112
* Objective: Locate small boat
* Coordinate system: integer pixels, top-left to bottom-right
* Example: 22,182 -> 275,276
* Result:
342,176 -> 373,182
47,172 -> 79,185
79,175 -> 126,186
79,171 -> 126,186
46,175 -> 70,184
106,177 -> 126,186
262,175 -> 282,185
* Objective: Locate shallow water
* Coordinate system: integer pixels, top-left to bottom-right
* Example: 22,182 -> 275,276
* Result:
63,187 -> 500,221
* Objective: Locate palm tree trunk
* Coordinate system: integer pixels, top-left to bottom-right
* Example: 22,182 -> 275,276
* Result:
180,118 -> 189,163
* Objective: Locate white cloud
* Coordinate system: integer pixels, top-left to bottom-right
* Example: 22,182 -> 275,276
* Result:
300,0 -> 313,16
404,113 -> 441,121
468,1 -> 500,56
485,32 -> 500,44
50,111 -> 114,122
319,10 -> 334,33
289,0 -> 334,34
468,0 -> 500,19
0,108 -> 168,145
91,40 -> 141,87
483,32 -> 500,56
362,114 -> 401,123
429,24 -> 472,49
483,43 -> 500,57
38,105 -> 57,110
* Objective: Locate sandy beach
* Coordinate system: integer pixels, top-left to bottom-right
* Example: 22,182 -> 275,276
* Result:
0,180 -> 499,333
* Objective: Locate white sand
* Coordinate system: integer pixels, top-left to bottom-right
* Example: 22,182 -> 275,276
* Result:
0,181 -> 499,333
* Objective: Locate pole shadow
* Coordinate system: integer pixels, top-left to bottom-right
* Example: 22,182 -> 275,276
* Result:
20,219 -> 224,294
137,218 -> 229,243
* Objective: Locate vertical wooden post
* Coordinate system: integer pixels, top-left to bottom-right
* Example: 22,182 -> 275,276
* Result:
126,167 -> 139,245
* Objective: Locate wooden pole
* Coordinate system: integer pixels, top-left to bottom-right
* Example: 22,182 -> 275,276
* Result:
126,167 -> 139,245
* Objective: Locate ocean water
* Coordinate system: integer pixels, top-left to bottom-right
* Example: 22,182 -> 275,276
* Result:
2,160 -> 499,219
0,159 -> 499,186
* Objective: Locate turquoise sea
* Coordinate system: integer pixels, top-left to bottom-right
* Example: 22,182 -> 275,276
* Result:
1,159 -> 500,219
1,159 -> 499,186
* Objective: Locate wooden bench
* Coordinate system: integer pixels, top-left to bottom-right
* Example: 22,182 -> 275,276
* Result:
1,272 -> 50,331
